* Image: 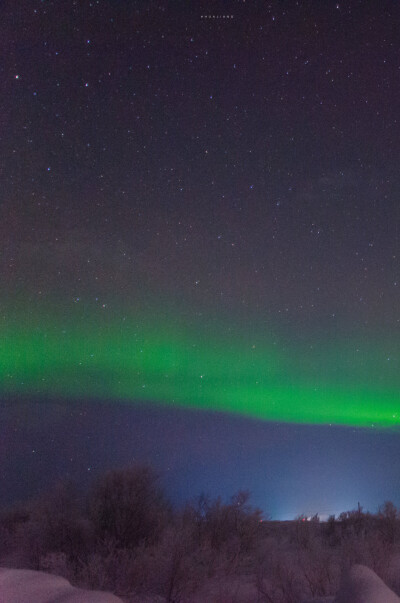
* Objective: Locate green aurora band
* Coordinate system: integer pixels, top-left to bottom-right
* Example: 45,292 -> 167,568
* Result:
2,303 -> 399,428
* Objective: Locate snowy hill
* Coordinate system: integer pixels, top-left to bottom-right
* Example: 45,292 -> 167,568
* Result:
0,568 -> 123,602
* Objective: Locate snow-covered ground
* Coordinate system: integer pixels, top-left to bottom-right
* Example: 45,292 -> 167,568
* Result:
334,564 -> 400,603
1,564 -> 399,602
0,567 -> 123,603
303,565 -> 400,603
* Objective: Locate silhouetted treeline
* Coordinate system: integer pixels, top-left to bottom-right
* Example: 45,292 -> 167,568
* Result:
1,463 -> 400,602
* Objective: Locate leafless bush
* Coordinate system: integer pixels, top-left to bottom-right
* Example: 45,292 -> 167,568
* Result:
108,523 -> 207,602
88,464 -> 171,550
10,481 -> 89,571
77,539 -> 136,593
378,501 -> 399,544
291,515 -> 320,551
297,541 -> 339,598
256,553 -> 303,603
0,506 -> 30,565
191,490 -> 263,558
339,530 -> 394,583
39,551 -> 70,577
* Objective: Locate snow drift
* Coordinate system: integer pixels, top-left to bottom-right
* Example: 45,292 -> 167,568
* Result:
0,567 -> 123,602
334,564 -> 400,603
1,563 -> 400,602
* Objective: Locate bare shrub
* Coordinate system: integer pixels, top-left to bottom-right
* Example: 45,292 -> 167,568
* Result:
338,505 -> 373,538
88,464 -> 171,550
378,501 -> 399,544
0,506 -> 30,565
115,522 -> 206,602
292,515 -> 320,551
39,551 -> 69,577
77,539 -> 136,594
197,491 -> 263,556
256,553 -> 303,603
11,481 -> 89,572
324,514 -> 341,547
338,529 -> 395,585
255,536 -> 304,603
297,541 -> 339,598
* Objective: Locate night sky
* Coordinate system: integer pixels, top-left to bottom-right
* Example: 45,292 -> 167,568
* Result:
1,0 -> 399,519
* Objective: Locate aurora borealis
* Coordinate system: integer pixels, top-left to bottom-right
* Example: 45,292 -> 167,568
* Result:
2,304 -> 399,428
1,0 -> 399,515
